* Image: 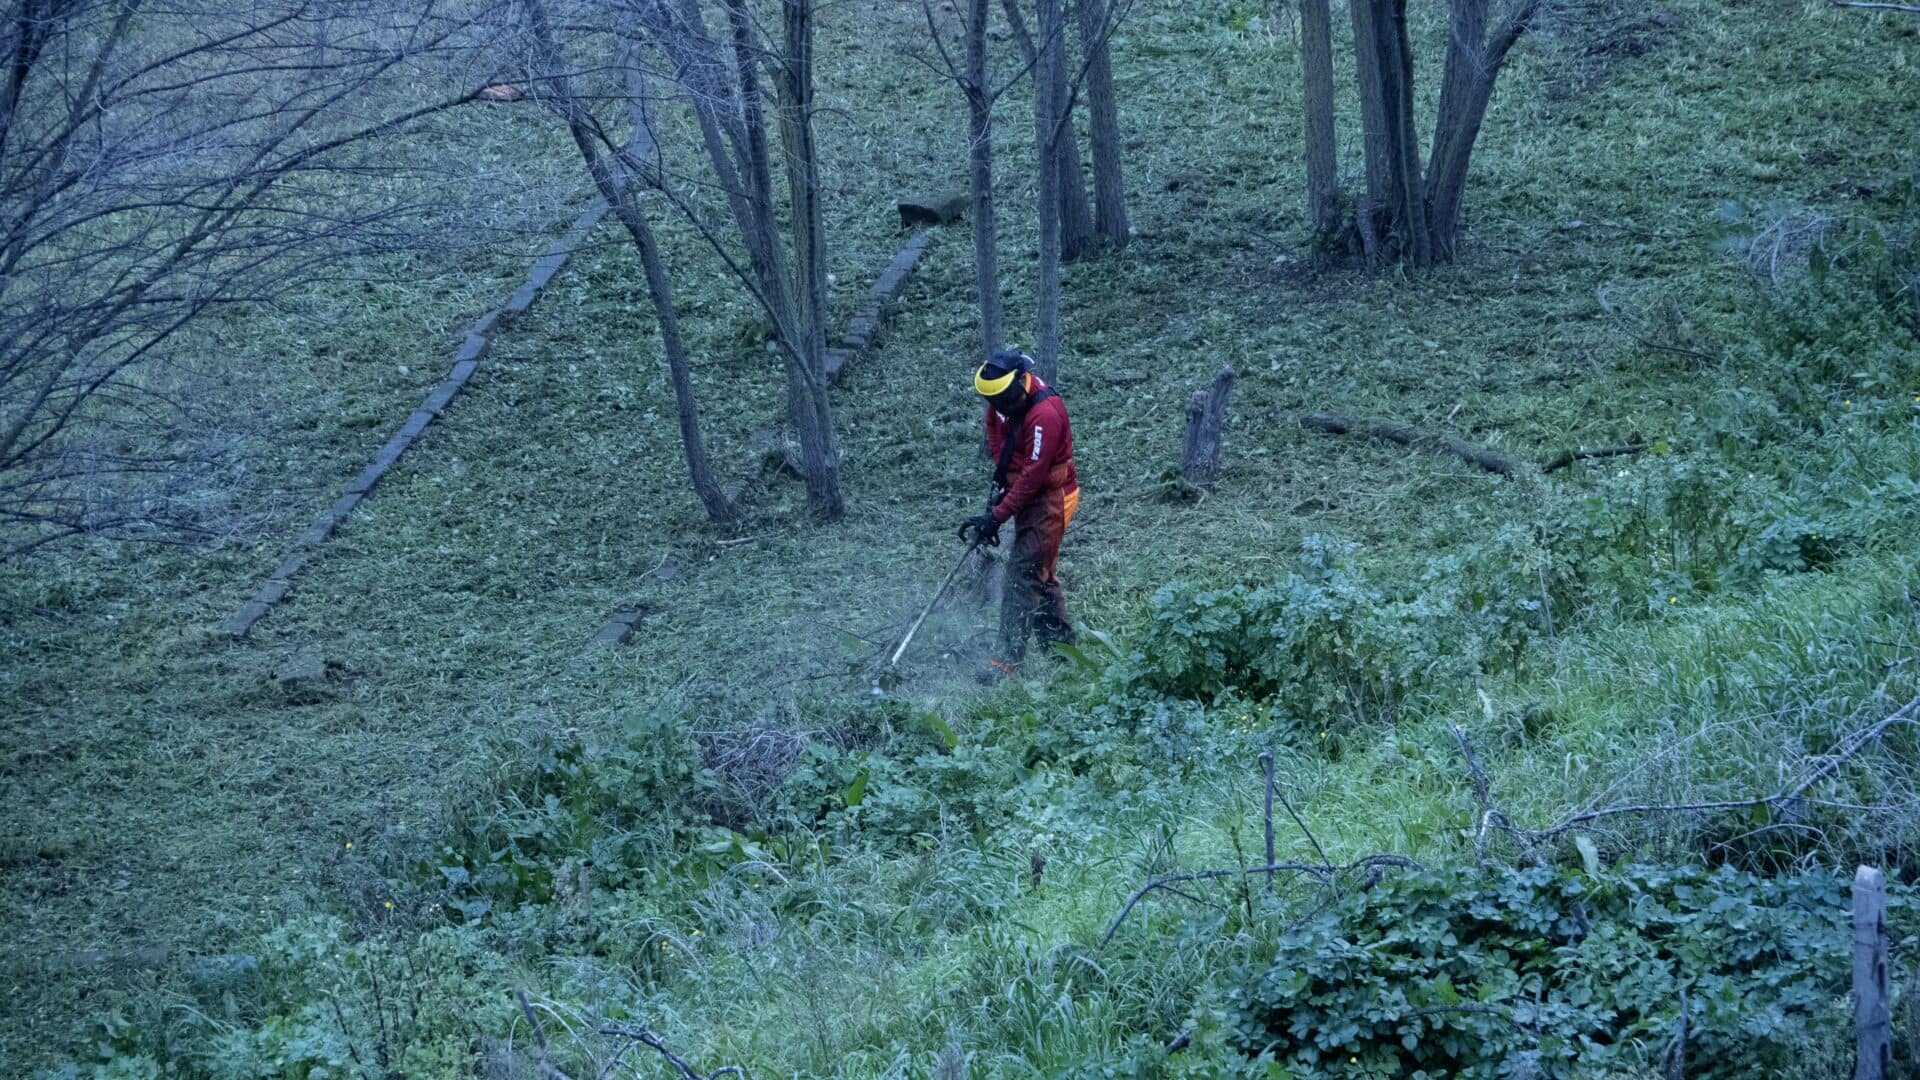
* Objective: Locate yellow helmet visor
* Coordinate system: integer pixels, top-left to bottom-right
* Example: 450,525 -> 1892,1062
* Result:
975,365 -> 1018,397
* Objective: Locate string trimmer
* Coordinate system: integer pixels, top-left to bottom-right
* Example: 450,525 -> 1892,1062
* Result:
871,536 -> 989,694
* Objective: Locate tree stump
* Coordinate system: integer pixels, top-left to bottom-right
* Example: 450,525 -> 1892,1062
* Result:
1181,365 -> 1236,488
1855,865 -> 1892,1080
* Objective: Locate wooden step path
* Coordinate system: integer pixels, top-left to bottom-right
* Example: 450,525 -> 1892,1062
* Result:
223,199 -> 611,638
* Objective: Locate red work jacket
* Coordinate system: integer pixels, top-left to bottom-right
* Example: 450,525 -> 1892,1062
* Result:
985,374 -> 1078,524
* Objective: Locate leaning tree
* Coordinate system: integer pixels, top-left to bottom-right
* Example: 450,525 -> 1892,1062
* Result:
516,0 -> 848,520
520,0 -> 737,522
626,0 -> 847,519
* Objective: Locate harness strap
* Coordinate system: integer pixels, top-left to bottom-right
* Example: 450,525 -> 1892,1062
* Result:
994,388 -> 1057,489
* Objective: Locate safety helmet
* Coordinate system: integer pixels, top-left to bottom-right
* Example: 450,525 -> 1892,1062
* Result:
974,350 -> 1034,398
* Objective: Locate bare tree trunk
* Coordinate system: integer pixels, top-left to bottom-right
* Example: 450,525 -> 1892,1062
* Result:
1348,0 -> 1394,257
1301,0 -> 1340,249
1074,0 -> 1128,250
1032,0 -> 1066,382
652,0 -> 767,268
1057,94 -> 1096,261
1424,0 -> 1539,261
1350,0 -> 1428,265
772,0 -> 844,518
527,0 -> 732,522
623,203 -> 736,522
635,0 -> 844,518
1004,0 -> 1091,264
1380,0 -> 1429,265
965,0 -> 1003,364
1344,0 -> 1538,266
726,0 -> 796,331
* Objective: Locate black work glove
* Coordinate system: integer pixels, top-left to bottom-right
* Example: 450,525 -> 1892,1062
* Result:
958,513 -> 1002,547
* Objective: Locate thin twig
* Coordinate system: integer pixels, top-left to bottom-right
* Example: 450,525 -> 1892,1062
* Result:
1100,855 -> 1420,947
1277,784 -> 1331,875
516,988 -> 576,1080
1258,751 -> 1276,893
1830,1 -> 1920,12
1449,723 -> 1545,867
598,1024 -> 746,1080
1596,285 -> 1720,366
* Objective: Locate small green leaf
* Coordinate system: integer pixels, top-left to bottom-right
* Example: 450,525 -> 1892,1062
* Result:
842,769 -> 869,807
1575,835 -> 1602,878
922,713 -> 959,751
1053,642 -> 1101,673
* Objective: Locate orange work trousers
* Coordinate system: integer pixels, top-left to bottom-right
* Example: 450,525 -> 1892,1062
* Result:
1001,479 -> 1079,664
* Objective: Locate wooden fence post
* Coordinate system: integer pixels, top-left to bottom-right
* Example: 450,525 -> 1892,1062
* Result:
1180,365 -> 1236,488
1855,864 -> 1892,1080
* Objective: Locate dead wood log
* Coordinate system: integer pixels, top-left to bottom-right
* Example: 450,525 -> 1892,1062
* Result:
1181,365 -> 1236,487
898,192 -> 968,228
1831,1 -> 1920,13
1300,411 -> 1517,475
1541,443 -> 1649,474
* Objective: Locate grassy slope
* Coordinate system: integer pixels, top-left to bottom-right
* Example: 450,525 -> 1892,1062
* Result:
4,0 -> 1920,1069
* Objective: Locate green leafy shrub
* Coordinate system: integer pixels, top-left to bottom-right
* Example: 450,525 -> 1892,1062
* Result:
1128,539 -> 1452,717
427,714 -> 712,920
1120,537 -> 1557,725
1544,451 -> 1843,610
1230,863 -> 1893,1078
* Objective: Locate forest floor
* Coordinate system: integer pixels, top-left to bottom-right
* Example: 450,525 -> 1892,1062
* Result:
6,0 -> 1920,1073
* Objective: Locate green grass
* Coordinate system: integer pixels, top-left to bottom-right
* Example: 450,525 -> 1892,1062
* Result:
5,0 -> 1920,1072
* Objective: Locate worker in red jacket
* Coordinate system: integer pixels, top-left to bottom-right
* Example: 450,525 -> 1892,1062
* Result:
958,350 -> 1080,671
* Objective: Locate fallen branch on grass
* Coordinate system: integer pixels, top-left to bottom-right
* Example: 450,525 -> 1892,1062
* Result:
1540,443 -> 1649,474
1300,412 -> 1519,475
599,1025 -> 746,1080
1533,692 -> 1920,842
1302,411 -> 1660,478
1100,855 -> 1422,947
1830,1 -> 1920,13
1596,286 -> 1722,367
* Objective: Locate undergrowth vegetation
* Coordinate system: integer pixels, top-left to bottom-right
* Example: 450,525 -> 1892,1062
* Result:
10,0 -> 1920,1074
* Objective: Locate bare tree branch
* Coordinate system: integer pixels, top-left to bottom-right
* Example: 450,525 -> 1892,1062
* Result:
1100,854 -> 1422,947
1534,693 -> 1920,841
